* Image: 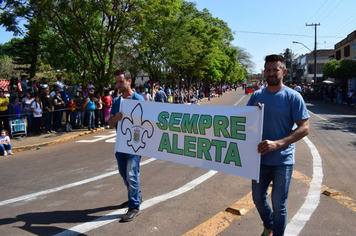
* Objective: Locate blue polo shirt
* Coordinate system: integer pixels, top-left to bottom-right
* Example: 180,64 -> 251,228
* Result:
110,92 -> 144,115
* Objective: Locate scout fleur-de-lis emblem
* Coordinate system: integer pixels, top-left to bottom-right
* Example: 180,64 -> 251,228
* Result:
134,128 -> 140,142
121,103 -> 154,152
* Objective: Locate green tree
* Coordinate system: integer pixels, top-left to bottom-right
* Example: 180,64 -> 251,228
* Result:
35,0 -> 147,91
323,59 -> 339,79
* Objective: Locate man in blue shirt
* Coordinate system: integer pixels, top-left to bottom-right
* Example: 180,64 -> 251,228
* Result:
154,86 -> 167,102
247,54 -> 310,236
108,69 -> 144,222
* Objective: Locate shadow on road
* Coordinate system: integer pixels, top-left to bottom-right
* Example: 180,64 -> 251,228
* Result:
0,204 -> 124,236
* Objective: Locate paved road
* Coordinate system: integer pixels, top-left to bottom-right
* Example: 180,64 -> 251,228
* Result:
0,89 -> 355,236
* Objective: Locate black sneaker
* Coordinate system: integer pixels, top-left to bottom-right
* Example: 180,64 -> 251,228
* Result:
121,208 -> 141,222
120,196 -> 143,207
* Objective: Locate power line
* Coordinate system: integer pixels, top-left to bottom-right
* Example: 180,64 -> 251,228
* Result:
235,30 -> 342,38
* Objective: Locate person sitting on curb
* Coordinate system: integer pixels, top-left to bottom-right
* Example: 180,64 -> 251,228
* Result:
0,130 -> 14,156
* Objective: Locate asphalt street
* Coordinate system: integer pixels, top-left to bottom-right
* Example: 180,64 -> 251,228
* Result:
0,88 -> 355,236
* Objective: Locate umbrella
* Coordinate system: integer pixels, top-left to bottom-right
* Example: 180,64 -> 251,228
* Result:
322,80 -> 333,84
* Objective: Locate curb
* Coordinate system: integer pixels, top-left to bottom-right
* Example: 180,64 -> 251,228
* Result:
12,128 -> 105,153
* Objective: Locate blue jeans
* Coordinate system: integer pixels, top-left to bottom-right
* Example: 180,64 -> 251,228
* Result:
0,143 -> 11,153
115,152 -> 142,209
252,164 -> 294,236
86,110 -> 95,130
70,113 -> 77,128
77,111 -> 84,127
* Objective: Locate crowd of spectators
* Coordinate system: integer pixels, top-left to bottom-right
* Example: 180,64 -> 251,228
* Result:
0,75 -> 238,138
288,83 -> 356,106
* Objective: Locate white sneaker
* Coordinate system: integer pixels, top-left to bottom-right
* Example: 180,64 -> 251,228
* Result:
7,151 -> 13,155
3,151 -> 7,156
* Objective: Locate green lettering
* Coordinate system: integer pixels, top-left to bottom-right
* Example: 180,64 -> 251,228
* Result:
181,114 -> 199,134
197,138 -> 212,161
211,140 -> 226,163
213,115 -> 230,138
199,115 -> 212,135
184,136 -> 196,157
169,113 -> 182,132
224,142 -> 241,166
172,134 -> 183,155
156,112 -> 169,130
230,116 -> 246,140
158,133 -> 171,153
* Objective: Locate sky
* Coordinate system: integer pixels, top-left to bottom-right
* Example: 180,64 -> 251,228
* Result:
1,0 -> 355,74
192,0 -> 356,73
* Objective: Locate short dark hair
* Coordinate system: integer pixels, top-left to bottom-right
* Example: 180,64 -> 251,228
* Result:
113,69 -> 131,80
265,54 -> 286,69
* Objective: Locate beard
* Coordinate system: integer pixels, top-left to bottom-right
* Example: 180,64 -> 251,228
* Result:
266,75 -> 281,86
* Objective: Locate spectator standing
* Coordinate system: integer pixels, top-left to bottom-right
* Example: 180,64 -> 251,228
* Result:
8,77 -> 21,101
74,91 -> 85,128
83,92 -> 96,131
64,88 -> 74,124
142,88 -> 152,101
42,89 -> 54,134
20,75 -> 28,98
67,97 -> 78,129
31,94 -> 42,136
101,90 -> 113,127
94,91 -> 103,128
0,89 -> 10,133
0,130 -> 13,155
55,75 -> 65,99
53,90 -> 65,132
31,94 -> 43,136
21,91 -> 35,135
155,87 -> 167,102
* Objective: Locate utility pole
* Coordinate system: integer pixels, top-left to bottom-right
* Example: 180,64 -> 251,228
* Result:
306,23 -> 320,83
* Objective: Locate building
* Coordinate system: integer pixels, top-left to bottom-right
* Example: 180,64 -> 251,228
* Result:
334,29 -> 356,92
292,49 -> 334,84
334,30 -> 356,61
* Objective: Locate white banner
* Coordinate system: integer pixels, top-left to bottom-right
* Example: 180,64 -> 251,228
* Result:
115,100 -> 263,181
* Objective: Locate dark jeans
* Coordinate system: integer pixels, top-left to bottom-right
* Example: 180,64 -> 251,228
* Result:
44,112 -> 53,132
53,110 -> 63,130
33,116 -> 41,135
95,109 -> 103,127
70,113 -> 77,128
0,110 -> 9,132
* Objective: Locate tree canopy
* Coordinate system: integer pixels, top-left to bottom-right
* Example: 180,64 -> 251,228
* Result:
0,0 -> 250,88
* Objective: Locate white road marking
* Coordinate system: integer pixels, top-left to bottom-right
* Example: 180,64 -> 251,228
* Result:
234,95 -> 246,106
285,136 -> 323,235
76,133 -> 117,143
105,137 -> 116,143
0,158 -> 156,207
53,170 -> 218,236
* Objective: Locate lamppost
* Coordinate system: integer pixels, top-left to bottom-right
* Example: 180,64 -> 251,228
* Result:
293,41 -> 316,83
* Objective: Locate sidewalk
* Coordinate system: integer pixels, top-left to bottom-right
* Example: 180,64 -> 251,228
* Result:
10,127 -> 106,153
